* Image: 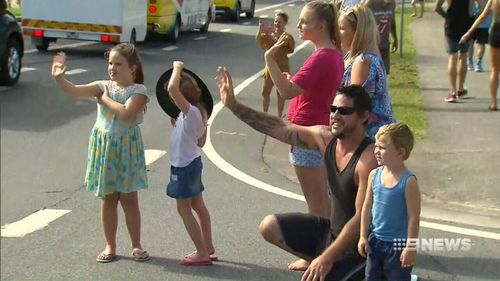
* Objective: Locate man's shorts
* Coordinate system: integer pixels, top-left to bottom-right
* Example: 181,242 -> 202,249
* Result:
445,35 -> 470,54
472,28 -> 489,45
166,156 -> 204,199
289,146 -> 324,167
275,213 -> 366,281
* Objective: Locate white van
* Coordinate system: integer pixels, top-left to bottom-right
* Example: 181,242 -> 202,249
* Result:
22,0 -> 148,51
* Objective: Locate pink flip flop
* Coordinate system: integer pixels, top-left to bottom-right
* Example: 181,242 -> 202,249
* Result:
185,251 -> 218,261
180,255 -> 213,266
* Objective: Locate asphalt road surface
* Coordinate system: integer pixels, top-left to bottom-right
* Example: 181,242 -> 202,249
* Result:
1,1 -> 499,280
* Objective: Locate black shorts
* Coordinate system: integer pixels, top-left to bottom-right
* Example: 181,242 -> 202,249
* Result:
275,213 -> 366,281
490,23 -> 500,48
472,28 -> 489,45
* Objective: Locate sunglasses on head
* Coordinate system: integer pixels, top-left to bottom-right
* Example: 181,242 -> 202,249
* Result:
330,105 -> 356,115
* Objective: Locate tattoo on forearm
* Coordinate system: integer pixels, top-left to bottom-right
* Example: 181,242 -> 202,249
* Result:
233,103 -> 310,148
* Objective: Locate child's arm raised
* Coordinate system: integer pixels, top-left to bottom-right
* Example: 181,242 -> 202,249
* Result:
97,90 -> 148,122
51,52 -> 102,99
197,106 -> 208,147
401,176 -> 421,268
167,61 -> 191,115
358,169 -> 376,258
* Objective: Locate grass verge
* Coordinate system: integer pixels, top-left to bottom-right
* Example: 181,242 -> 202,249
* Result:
389,6 -> 427,141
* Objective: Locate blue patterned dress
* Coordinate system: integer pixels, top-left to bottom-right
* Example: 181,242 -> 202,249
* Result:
85,81 -> 150,198
342,51 -> 396,139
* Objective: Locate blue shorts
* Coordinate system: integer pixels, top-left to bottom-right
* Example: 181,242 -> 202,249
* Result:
445,35 -> 470,54
366,234 -> 413,281
289,146 -> 324,167
167,156 -> 204,199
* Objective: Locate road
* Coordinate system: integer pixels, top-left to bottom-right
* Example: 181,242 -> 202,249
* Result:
1,1 -> 499,280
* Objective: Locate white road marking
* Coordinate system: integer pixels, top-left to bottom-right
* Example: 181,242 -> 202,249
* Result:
288,3 -> 296,6
21,67 -> 36,73
242,21 -> 252,25
1,209 -> 71,238
203,40 -> 500,241
255,0 -> 301,13
145,149 -> 167,166
162,46 -> 179,51
421,221 -> 500,240
194,36 -> 207,41
260,14 -> 270,18
65,68 -> 87,75
220,28 -> 232,33
25,41 -> 98,54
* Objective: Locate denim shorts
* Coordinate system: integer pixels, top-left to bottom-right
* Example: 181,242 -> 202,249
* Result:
366,234 -> 412,281
166,156 -> 204,199
289,146 -> 324,167
445,35 -> 470,54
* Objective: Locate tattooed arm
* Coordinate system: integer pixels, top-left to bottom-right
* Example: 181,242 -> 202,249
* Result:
217,66 -> 328,150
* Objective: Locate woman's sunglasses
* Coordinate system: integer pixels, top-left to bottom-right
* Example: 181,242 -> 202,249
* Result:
330,105 -> 356,115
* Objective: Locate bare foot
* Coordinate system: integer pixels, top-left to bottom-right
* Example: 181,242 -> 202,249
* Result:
288,259 -> 310,271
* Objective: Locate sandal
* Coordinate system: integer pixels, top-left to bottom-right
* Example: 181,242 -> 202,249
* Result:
180,255 -> 213,266
488,105 -> 498,111
96,252 -> 115,263
185,250 -> 218,261
131,249 -> 150,262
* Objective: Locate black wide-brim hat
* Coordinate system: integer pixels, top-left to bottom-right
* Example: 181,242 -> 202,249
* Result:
156,68 -> 213,119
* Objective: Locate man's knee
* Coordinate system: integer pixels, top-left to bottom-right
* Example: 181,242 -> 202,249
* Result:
259,215 -> 282,245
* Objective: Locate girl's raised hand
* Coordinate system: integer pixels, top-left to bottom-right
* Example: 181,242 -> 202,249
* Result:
51,52 -> 67,78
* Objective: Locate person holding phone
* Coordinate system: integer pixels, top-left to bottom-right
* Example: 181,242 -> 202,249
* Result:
256,11 -> 295,118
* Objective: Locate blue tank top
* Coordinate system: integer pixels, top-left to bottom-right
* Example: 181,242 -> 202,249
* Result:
371,166 -> 415,242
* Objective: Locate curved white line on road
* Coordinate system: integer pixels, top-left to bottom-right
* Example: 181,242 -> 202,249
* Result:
203,40 -> 310,201
202,40 -> 500,241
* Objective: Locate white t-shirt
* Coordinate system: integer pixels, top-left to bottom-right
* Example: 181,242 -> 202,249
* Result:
169,105 -> 206,167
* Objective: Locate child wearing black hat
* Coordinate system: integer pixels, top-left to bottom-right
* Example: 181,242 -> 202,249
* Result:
165,61 -> 216,266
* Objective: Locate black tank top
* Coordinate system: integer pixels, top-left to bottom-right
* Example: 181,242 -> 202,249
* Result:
445,0 -> 474,40
324,137 -> 371,240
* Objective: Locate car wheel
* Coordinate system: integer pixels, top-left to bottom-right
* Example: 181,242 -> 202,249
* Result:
0,38 -> 22,86
168,16 -> 180,42
36,38 -> 51,51
232,2 -> 240,22
200,8 -> 211,33
246,0 -> 255,18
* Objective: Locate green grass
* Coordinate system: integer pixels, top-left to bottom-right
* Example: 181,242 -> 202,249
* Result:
7,7 -> 21,17
389,7 -> 427,141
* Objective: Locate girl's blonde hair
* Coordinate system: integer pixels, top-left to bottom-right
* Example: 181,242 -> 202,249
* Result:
305,0 -> 342,49
340,4 -> 379,55
375,122 -> 415,160
105,43 -> 144,84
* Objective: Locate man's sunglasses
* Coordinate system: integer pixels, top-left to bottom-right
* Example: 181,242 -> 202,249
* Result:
330,105 -> 356,115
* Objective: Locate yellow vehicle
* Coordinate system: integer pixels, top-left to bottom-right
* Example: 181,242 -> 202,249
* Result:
214,0 -> 254,22
147,0 -> 215,42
